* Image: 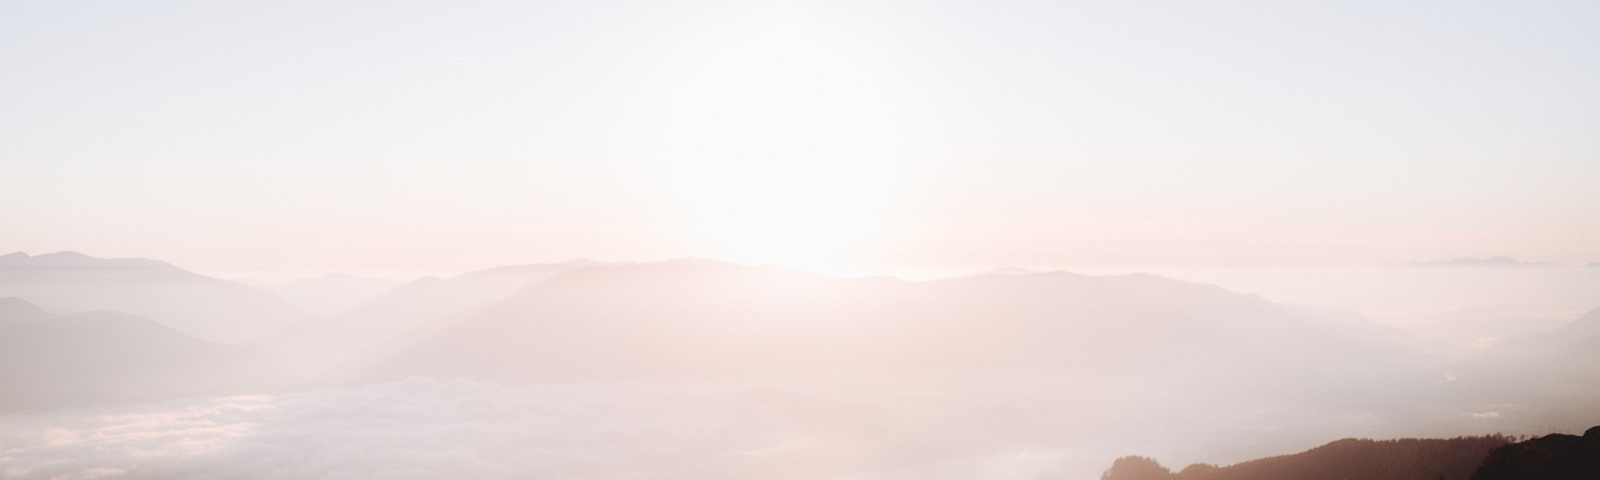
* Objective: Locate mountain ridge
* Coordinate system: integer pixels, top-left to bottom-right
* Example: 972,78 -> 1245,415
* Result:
0,297 -> 291,412
0,251 -> 317,344
1103,434 -> 1513,480
359,259 -> 1424,389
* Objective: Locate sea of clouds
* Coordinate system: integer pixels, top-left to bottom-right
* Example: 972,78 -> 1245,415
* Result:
0,377 -> 1115,480
0,375 -> 1526,480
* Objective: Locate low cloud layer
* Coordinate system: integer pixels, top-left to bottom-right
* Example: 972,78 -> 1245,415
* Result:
0,378 -> 1071,480
0,376 -> 1550,480
3,257 -> 1596,480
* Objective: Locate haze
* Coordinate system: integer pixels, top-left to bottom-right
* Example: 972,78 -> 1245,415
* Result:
2,1 -> 1598,480
5,0 -> 1598,275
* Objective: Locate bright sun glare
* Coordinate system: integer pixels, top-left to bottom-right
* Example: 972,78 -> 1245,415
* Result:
654,7 -> 917,273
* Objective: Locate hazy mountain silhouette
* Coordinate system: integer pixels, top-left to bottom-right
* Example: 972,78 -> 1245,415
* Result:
1487,307 -> 1600,357
261,273 -> 403,318
2,252 -> 1595,479
361,259 -> 1423,390
1508,327 -> 1600,422
1470,426 -> 1600,480
274,259 -> 609,375
0,251 -> 316,344
0,297 -> 289,413
1446,307 -> 1600,395
337,259 -> 607,333
1103,434 -> 1511,480
1435,308 -> 1600,426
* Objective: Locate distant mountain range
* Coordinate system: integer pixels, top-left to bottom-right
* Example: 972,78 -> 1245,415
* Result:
256,273 -> 403,318
0,251 -> 617,374
271,258 -> 610,374
1427,307 -> 1600,428
359,259 -> 1425,392
0,297 -> 288,412
0,251 -> 315,344
333,258 -> 606,338
3,250 -> 1598,435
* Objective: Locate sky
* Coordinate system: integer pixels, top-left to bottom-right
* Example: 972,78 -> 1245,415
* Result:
3,0 -> 1598,278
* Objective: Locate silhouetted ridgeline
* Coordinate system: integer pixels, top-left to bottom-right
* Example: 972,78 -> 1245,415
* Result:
0,297 -> 289,412
1470,426 -> 1600,480
1103,434 -> 1511,480
0,251 -> 316,344
361,259 -> 1421,386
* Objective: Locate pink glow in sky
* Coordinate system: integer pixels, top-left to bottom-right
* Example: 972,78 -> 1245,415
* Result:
3,1 -> 1597,276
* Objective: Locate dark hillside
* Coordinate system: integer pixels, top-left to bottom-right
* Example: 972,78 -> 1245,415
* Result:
1105,435 -> 1511,480
1470,426 -> 1600,480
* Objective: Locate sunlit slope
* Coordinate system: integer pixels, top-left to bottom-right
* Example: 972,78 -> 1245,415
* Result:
334,259 -> 605,336
0,252 -> 315,344
263,273 -> 403,318
364,259 -> 1422,387
276,259 -> 609,372
0,297 -> 289,412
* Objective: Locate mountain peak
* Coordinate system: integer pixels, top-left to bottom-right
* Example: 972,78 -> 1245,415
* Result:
0,296 -> 44,314
37,251 -> 93,260
0,251 -> 176,270
0,297 -> 51,326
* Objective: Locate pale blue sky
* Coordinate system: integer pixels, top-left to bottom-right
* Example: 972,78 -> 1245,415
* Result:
3,0 -> 1597,276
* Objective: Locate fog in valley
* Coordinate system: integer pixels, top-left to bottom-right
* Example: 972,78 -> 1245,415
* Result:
2,252 -> 1597,479
4,1 -> 1599,479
